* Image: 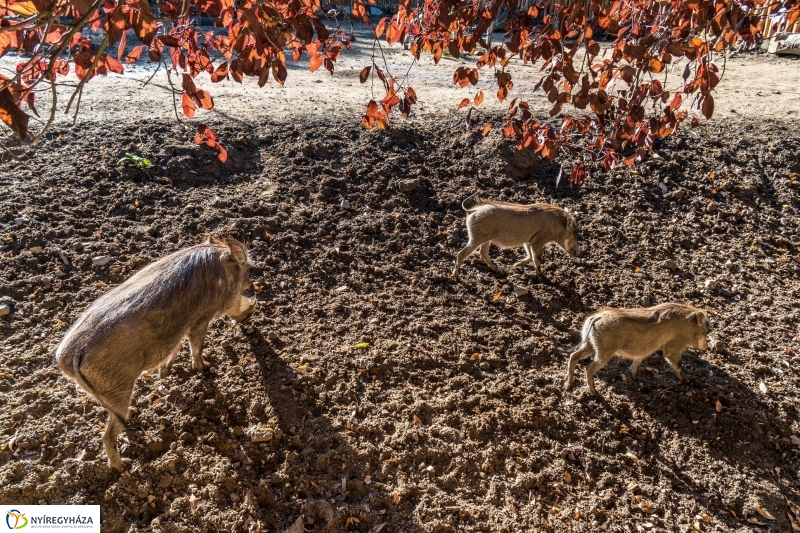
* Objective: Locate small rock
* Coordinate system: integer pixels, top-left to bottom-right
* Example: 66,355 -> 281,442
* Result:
72,242 -> 84,251
230,493 -> 240,504
232,426 -> 244,436
92,255 -> 111,266
340,199 -> 351,210
146,439 -> 168,453
512,286 -> 529,298
221,340 -> 231,348
179,431 -> 193,442
665,189 -> 686,201
267,332 -> 279,341
709,338 -> 727,354
724,259 -> 734,271
248,426 -> 274,443
642,295 -> 652,307
660,259 -> 677,270
0,304 -> 10,317
704,279 -> 719,291
14,215 -> 30,226
29,246 -> 43,254
706,201 -> 719,213
398,179 -> 421,192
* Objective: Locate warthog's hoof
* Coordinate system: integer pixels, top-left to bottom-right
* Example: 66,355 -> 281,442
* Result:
108,457 -> 131,471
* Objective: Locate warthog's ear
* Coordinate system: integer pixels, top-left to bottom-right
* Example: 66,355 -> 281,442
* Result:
693,311 -> 706,325
220,239 -> 247,265
565,211 -> 576,230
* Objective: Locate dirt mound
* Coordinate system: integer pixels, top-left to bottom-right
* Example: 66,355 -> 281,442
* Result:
0,115 -> 798,532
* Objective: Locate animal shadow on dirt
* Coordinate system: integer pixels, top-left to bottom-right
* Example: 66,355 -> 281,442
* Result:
567,352 -> 794,529
243,328 -> 398,532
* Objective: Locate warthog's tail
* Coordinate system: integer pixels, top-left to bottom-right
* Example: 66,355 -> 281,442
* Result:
461,193 -> 483,212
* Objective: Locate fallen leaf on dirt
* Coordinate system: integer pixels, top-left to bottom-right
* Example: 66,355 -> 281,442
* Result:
470,353 -> 479,361
716,400 -> 722,412
791,435 -> 800,447
759,381 -> 768,394
392,493 -> 400,504
625,452 -> 639,463
188,494 -> 197,513
491,291 -> 502,302
369,524 -> 386,533
573,511 -> 581,519
639,501 -> 656,514
412,414 -> 422,425
747,517 -> 767,525
298,364 -> 310,371
564,472 -> 572,483
756,507 -> 776,520
345,516 -> 361,528
355,342 -> 369,349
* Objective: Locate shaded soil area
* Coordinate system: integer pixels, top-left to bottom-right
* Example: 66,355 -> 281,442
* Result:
0,114 -> 799,532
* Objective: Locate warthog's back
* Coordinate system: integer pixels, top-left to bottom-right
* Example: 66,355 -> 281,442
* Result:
591,305 -> 698,357
55,244 -> 231,371
467,202 -> 567,247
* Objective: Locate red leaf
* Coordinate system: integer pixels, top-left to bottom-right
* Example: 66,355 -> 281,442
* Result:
130,0 -> 157,45
497,86 -> 508,103
211,62 -> 229,82
182,73 -> 197,95
482,123 -> 492,136
0,87 -> 29,140
670,92 -> 682,111
474,90 -> 484,106
359,66 -> 371,84
351,0 -> 370,25
126,45 -> 144,64
217,144 -> 228,163
701,94 -> 714,119
116,30 -> 127,61
386,20 -> 403,45
309,55 -> 323,73
375,17 -> 388,38
272,60 -> 287,86
181,92 -> 196,118
457,98 -> 470,111
194,89 -> 214,110
158,35 -> 182,47
365,100 -> 380,118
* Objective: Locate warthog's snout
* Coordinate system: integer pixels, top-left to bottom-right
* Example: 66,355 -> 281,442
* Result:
697,336 -> 709,352
564,239 -> 580,258
229,297 -> 256,323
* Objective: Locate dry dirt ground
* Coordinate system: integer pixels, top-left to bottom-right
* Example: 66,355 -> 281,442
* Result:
1,25 -> 800,533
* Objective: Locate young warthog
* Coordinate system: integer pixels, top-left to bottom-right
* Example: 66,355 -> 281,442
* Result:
452,197 -> 579,281
563,302 -> 710,396
55,236 -> 256,469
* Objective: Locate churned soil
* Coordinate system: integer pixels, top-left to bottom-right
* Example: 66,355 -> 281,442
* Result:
0,49 -> 799,533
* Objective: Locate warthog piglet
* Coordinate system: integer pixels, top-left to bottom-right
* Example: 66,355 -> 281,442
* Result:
452,197 -> 579,280
55,236 -> 256,469
564,302 -> 710,396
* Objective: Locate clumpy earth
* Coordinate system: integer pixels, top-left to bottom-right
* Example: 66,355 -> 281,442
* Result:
0,113 -> 799,533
